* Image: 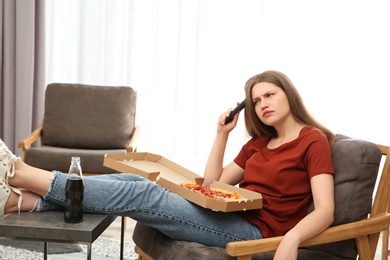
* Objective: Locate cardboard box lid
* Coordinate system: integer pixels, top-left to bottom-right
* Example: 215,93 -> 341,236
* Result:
104,152 -> 262,212
104,152 -> 203,183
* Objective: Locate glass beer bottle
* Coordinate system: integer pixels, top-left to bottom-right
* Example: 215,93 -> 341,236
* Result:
64,156 -> 84,223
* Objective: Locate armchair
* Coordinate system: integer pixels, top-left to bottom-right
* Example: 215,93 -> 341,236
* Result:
18,83 -> 140,175
132,135 -> 390,259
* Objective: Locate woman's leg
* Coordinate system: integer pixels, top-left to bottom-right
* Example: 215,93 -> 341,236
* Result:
5,165 -> 150,214
5,160 -> 262,247
8,160 -> 53,196
38,171 -> 262,247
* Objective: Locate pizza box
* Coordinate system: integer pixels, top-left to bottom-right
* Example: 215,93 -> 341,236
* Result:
103,152 -> 262,212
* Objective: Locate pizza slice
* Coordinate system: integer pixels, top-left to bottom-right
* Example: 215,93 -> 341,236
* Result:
179,183 -> 245,202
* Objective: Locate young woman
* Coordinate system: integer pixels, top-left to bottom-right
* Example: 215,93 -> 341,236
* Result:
1,70 -> 335,260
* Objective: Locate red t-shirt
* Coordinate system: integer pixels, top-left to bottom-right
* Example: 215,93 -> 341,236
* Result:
234,126 -> 334,238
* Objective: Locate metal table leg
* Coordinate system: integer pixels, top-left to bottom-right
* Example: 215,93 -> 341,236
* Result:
87,242 -> 92,260
44,242 -> 48,260
120,216 -> 125,260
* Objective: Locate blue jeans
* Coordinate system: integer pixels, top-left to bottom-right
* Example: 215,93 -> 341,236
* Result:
37,172 -> 263,248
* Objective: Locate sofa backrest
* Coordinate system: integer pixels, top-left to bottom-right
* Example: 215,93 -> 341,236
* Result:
41,83 -> 136,149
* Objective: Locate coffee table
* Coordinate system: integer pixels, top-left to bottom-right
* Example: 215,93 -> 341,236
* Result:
0,211 -> 124,260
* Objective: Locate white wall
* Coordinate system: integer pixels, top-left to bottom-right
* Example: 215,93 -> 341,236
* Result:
46,0 -> 390,174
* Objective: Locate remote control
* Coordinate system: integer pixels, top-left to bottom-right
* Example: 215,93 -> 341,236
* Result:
224,100 -> 245,124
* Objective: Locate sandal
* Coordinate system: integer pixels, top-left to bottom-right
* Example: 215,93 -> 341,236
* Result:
1,177 -> 23,218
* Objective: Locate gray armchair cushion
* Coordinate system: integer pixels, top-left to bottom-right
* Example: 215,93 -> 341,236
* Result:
133,222 -> 235,260
132,135 -> 382,260
133,222 -> 344,260
302,134 -> 381,258
41,83 -> 136,149
24,146 -> 123,173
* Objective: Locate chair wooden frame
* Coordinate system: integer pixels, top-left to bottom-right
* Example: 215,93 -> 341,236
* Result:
382,201 -> 390,259
225,144 -> 390,260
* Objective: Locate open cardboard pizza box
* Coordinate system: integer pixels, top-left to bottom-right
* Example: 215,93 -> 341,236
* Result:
103,152 -> 262,212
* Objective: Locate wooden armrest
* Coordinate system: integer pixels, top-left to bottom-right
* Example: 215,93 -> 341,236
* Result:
226,213 -> 390,257
126,126 -> 141,152
18,125 -> 43,149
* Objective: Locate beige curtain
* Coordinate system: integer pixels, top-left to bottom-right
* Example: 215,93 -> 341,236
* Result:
0,0 -> 45,156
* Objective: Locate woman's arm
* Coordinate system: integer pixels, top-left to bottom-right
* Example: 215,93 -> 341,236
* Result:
274,173 -> 335,260
203,109 -> 244,186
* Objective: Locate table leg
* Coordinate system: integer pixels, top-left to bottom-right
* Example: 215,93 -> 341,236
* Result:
44,242 -> 48,260
87,243 -> 92,260
121,216 -> 125,260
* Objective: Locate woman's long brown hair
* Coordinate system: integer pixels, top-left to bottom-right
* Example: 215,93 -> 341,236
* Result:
243,70 -> 335,145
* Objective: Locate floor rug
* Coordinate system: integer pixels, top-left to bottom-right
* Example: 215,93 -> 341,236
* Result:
0,237 -> 138,260
0,239 -> 82,254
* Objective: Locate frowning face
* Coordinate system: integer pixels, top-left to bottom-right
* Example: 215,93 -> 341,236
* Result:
251,82 -> 291,127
